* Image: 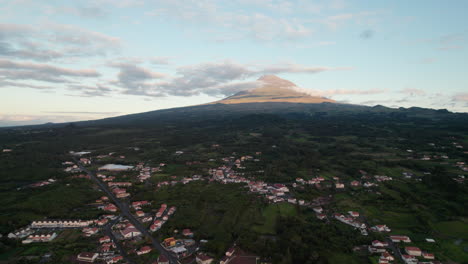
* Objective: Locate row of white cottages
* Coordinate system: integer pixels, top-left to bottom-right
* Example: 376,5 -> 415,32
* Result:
31,220 -> 94,228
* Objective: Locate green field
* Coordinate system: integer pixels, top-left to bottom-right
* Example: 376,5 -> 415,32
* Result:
253,203 -> 297,234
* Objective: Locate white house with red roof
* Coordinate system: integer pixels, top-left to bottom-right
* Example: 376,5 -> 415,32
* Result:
405,246 -> 422,256
372,240 -> 388,248
273,184 -> 289,192
136,246 -> 152,255
371,225 -> 391,232
106,255 -> 123,264
120,225 -> 141,239
77,252 -> 98,263
390,235 -> 411,243
182,229 -> 194,237
195,254 -> 214,264
135,211 -> 145,217
348,211 -> 359,217
401,254 -> 417,264
99,236 -> 111,243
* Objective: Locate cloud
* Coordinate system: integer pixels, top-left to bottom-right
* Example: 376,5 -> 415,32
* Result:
0,113 -> 117,127
452,93 -> 468,102
144,0 -> 315,41
67,84 -> 114,97
111,60 -> 350,97
0,114 -> 84,127
318,88 -> 386,96
0,59 -> 100,84
0,80 -> 53,90
43,5 -> 107,19
42,111 -> 121,115
322,13 -> 354,30
108,62 -> 168,96
399,87 -> 426,96
150,57 -> 171,65
0,23 -> 121,61
418,32 -> 466,51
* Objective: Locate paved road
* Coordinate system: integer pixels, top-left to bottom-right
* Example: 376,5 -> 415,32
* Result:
385,237 -> 404,264
102,216 -> 136,264
73,157 -> 180,264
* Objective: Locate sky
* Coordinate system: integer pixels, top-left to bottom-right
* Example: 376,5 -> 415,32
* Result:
0,0 -> 467,126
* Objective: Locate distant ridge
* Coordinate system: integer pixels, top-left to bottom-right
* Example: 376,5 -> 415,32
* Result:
211,75 -> 336,104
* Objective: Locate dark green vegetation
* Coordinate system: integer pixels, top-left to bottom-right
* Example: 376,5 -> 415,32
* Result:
0,102 -> 467,263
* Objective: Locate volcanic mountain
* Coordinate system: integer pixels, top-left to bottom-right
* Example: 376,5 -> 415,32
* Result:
213,75 -> 336,104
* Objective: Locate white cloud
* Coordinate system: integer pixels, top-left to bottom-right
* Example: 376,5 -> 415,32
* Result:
0,22 -> 121,61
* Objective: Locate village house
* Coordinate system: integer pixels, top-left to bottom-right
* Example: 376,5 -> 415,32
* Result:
182,229 -> 194,237
82,227 -> 99,236
348,211 -> 359,217
168,206 -> 176,215
101,244 -> 111,252
273,184 -> 289,192
350,180 -> 361,187
108,182 -> 132,187
390,235 -> 411,243
141,216 -> 152,222
226,247 -> 236,257
150,220 -> 163,232
136,246 -> 152,255
401,254 -> 417,264
8,227 -> 34,239
196,254 -> 214,264
136,211 -> 145,217
104,204 -> 118,212
102,176 -> 115,182
422,252 -> 435,259
31,220 -> 93,228
132,200 -> 150,209
155,255 -> 169,264
371,225 -> 391,232
372,240 -> 388,248
107,256 -> 123,264
96,219 -> 108,226
99,236 -> 111,243
368,246 -> 386,254
381,252 -> 394,261
316,214 -> 326,220
164,237 -> 177,247
22,233 -> 57,244
170,246 -> 187,257
335,183 -> 345,189
80,158 -> 91,165
120,225 -> 141,239
313,207 -> 323,214
77,252 -> 98,263
405,246 -> 422,256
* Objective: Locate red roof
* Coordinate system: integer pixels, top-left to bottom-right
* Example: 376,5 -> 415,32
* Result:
113,256 -> 123,261
140,246 -> 151,251
157,255 -> 169,262
405,246 -> 421,252
197,254 -> 213,261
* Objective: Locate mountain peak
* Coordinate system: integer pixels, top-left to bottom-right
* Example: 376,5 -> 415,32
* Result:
257,75 -> 296,87
211,76 -> 336,105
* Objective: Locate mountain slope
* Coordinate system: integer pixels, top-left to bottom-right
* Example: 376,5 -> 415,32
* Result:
212,75 -> 335,104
